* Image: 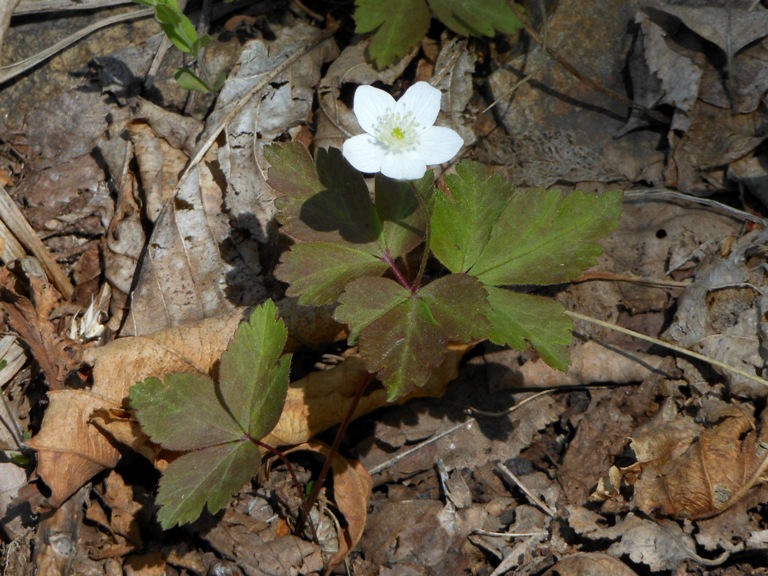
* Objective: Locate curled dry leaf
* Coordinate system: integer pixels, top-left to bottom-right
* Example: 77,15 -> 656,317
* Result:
0,268 -> 75,391
623,402 -> 768,519
29,307 -> 469,506
284,440 -> 372,569
542,553 -> 639,576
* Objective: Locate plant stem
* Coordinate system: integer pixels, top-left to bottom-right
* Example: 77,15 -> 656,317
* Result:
296,372 -> 374,533
385,251 -> 414,291
410,180 -> 431,291
254,438 -> 320,544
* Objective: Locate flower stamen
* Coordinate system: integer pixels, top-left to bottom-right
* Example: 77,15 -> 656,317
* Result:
375,111 -> 421,152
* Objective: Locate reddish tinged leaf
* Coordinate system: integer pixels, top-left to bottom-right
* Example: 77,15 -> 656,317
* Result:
360,296 -> 446,400
336,274 -> 488,399
277,243 -> 389,306
129,301 -> 291,528
334,276 -> 411,344
419,273 -> 490,342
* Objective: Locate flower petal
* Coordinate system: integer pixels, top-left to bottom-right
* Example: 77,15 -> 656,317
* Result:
381,151 -> 427,180
396,82 -> 441,129
353,85 -> 396,135
343,134 -> 387,173
417,126 -> 464,165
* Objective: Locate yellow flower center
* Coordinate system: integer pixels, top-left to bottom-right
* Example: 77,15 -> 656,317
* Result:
375,111 -> 421,152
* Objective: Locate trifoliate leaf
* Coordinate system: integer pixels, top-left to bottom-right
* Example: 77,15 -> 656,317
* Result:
156,441 -> 261,528
427,0 -> 524,37
269,143 -> 433,306
277,243 -> 389,306
486,287 -> 572,371
472,189 -> 623,286
130,302 -> 292,528
355,0 -> 431,68
218,299 -> 291,439
431,161 -> 511,274
336,274 -> 489,400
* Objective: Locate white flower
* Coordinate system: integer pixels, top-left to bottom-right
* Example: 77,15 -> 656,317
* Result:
342,82 -> 464,180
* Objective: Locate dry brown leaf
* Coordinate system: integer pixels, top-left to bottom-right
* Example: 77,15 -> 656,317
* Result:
29,307 -> 469,507
627,402 -> 768,519
285,440 -> 372,569
542,553 -> 639,576
123,23 -> 335,338
0,268 -> 74,391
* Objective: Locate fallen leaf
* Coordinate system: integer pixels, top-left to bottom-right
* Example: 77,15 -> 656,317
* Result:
29,306 -> 469,506
285,440 -> 372,569
627,402 -> 768,519
542,553 -> 639,576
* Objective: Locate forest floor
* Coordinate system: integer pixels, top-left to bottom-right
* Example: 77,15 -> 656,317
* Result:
2,1 -> 768,575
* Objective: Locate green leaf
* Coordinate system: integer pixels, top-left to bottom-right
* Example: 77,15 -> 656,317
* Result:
156,440 -> 260,528
471,189 -> 623,286
154,4 -> 199,54
269,144 -> 381,248
355,0 -> 431,68
218,300 -> 291,439
130,372 -> 244,451
486,287 -> 572,371
431,161 -> 512,274
130,301 -> 292,528
277,242 -> 389,306
334,277 -> 411,344
173,68 -> 212,93
427,0 -> 523,37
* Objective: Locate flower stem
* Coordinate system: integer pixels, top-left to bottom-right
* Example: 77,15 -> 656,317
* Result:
296,372 -> 374,534
385,251 -> 414,291
410,180 -> 431,290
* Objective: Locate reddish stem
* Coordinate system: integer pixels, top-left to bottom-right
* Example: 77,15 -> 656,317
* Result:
296,372 -> 374,533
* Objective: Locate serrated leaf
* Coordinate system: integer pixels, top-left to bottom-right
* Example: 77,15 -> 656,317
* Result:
337,274 -> 488,400
355,0 -> 431,68
360,295 -> 446,401
269,144 -> 381,248
335,277 -> 412,344
130,373 -> 243,451
266,142 -> 324,213
419,273 -> 491,342
156,440 -> 261,528
472,189 -> 623,286
486,287 -> 572,371
131,301 -> 292,528
375,173 -> 432,259
218,300 -> 292,439
277,242 -> 389,306
431,161 -> 512,274
427,0 -> 523,37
